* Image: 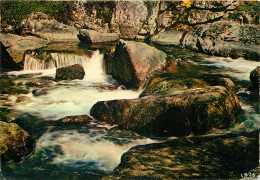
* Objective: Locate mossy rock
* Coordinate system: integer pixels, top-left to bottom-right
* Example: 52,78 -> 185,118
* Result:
140,74 -> 209,97
0,121 -> 33,161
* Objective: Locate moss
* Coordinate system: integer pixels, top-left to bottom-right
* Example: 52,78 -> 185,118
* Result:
0,1 -> 69,29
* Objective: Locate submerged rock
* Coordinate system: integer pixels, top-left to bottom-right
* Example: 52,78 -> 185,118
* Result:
55,64 -> 85,81
91,86 -> 241,137
250,66 -> 260,92
104,131 -> 259,179
0,121 -> 33,161
105,39 -> 167,89
78,29 -> 119,43
58,115 -> 92,123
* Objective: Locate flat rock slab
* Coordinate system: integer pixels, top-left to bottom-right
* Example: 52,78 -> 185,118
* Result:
0,33 -> 48,63
91,86 -> 241,137
104,131 -> 259,179
78,29 -> 119,43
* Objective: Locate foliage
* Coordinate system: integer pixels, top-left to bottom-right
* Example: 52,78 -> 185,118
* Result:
0,1 -> 69,28
181,0 -> 193,9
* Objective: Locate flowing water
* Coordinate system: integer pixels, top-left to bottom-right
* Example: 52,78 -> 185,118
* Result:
0,42 -> 259,179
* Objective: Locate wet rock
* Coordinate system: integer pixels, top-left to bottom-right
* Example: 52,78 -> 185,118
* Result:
1,87 -> 29,95
91,86 -> 241,137
0,33 -> 48,63
198,74 -> 237,92
18,12 -> 79,42
78,29 -> 119,43
250,66 -> 260,92
32,88 -> 49,96
140,74 -> 209,97
110,1 -> 148,38
105,39 -> 167,89
13,78 -> 54,87
58,115 -> 92,123
151,30 -> 186,46
104,131 -> 259,179
55,64 -> 85,81
0,121 -> 33,161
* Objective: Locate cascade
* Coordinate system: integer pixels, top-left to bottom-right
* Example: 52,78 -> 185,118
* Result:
23,52 -> 92,71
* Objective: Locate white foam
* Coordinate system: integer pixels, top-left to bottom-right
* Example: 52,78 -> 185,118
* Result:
203,56 -> 260,80
36,129 -> 157,172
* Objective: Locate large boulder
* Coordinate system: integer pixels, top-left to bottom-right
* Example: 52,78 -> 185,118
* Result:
0,121 -> 33,161
55,64 -> 85,81
250,66 -> 260,92
18,12 -> 79,42
91,86 -> 241,137
103,131 -> 259,179
105,39 -> 167,89
0,33 -> 48,63
77,29 -> 119,43
110,1 -> 148,38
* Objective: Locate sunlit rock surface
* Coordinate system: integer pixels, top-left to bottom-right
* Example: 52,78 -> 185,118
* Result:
78,29 -> 119,43
103,131 -> 259,179
105,39 -> 167,89
91,86 -> 241,137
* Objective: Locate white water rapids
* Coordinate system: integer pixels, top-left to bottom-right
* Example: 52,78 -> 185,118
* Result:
3,48 -> 259,178
11,50 -> 140,120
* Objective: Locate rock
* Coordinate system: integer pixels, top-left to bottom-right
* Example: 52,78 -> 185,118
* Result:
67,1 -> 113,33
58,115 -> 92,123
151,30 -> 186,46
188,9 -> 224,25
198,74 -> 237,92
104,131 -> 259,179
91,86 -> 241,137
140,74 -> 209,97
0,33 -> 48,63
78,29 -> 119,43
197,22 -> 260,61
0,121 -> 33,161
18,12 -> 79,42
32,88 -> 50,96
192,1 -> 235,9
55,64 -> 85,81
13,78 -> 54,87
250,66 -> 260,92
0,41 -> 21,71
139,1 -> 159,35
110,1 -> 148,38
105,39 -> 167,89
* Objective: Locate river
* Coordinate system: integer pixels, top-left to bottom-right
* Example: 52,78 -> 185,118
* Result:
1,42 -> 259,179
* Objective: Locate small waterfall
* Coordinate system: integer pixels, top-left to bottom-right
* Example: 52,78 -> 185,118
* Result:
23,54 -> 56,70
23,52 -> 92,71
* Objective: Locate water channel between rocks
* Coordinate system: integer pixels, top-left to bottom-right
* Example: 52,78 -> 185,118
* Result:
1,42 -> 259,179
